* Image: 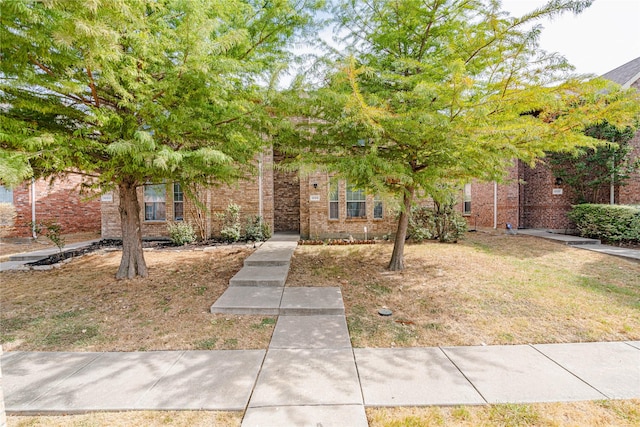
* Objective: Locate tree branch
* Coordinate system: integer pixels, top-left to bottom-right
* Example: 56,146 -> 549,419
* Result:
86,66 -> 100,107
28,56 -> 55,77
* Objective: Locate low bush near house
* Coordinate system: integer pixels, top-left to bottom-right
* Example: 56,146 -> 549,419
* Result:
408,206 -> 467,243
244,215 -> 271,241
568,204 -> 640,244
167,222 -> 197,245
218,203 -> 242,242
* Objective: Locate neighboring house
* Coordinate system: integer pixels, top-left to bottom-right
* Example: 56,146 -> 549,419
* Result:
0,174 -> 101,238
101,58 -> 640,241
464,57 -> 640,232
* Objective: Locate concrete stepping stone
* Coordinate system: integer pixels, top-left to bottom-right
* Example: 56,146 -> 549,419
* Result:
242,404 -> 368,427
442,345 -> 606,403
280,287 -> 345,316
534,342 -> 640,399
270,315 -> 352,349
243,245 -> 296,267
355,348 -> 485,406
248,348 -> 362,407
229,265 -> 290,287
210,287 -> 284,315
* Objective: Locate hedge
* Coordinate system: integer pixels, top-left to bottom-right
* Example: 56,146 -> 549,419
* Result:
568,204 -> 640,244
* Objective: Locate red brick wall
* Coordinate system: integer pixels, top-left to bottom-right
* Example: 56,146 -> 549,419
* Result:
619,128 -> 640,205
4,174 -> 100,238
519,161 -> 576,230
101,150 -> 275,239
465,160 -> 522,230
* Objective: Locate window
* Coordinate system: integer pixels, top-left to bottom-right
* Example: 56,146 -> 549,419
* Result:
173,183 -> 184,221
346,183 -> 366,218
328,178 -> 339,219
144,184 -> 166,221
0,185 -> 13,204
463,183 -> 472,215
373,194 -> 383,219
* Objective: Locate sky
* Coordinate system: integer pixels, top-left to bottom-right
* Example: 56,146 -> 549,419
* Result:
501,0 -> 640,76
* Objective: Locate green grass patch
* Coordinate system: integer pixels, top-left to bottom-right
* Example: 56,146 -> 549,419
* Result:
366,282 -> 392,295
252,317 -> 276,329
488,404 -> 540,426
195,337 -> 218,350
40,324 -> 99,347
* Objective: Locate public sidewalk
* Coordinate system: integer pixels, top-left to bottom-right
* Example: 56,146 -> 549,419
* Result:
3,342 -> 639,417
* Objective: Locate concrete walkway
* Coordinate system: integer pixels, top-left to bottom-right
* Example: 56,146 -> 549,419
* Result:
2,232 -> 640,426
0,239 -> 101,271
3,343 -> 639,419
517,229 -> 640,261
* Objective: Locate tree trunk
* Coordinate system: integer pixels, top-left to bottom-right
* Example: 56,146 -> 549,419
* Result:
116,180 -> 148,279
388,185 -> 415,271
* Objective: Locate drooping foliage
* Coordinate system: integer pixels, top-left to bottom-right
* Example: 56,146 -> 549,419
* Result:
0,0 -> 322,278
275,0 -> 640,270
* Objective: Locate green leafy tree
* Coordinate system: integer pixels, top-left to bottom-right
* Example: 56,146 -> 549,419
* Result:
549,121 -> 638,203
1,0 -> 321,278
276,0 -> 640,270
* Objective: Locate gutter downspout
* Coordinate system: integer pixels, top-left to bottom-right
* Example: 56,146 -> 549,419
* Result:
610,171 -> 615,205
31,178 -> 37,239
493,181 -> 498,229
258,152 -> 264,220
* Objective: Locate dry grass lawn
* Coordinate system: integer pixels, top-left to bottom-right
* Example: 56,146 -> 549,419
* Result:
367,400 -> 640,426
1,246 -> 275,351
6,411 -> 241,427
287,231 -> 640,347
2,231 -> 639,351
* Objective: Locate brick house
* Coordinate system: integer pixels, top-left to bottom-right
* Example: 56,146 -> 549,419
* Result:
0,174 -> 101,238
101,148 -> 397,240
100,58 -> 640,240
463,57 -> 640,232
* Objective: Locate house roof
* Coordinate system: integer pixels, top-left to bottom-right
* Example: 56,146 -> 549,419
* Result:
601,56 -> 640,88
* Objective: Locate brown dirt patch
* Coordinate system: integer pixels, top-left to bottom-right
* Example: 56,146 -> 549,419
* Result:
1,246 -> 275,351
287,231 -> 640,347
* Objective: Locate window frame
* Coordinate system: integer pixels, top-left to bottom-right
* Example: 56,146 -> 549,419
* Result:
373,194 -> 383,219
143,183 -> 167,222
173,182 -> 184,221
346,182 -> 366,219
328,178 -> 339,220
0,185 -> 13,204
463,183 -> 472,215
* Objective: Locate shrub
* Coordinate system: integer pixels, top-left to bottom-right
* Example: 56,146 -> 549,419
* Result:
407,207 -> 435,242
568,204 -> 640,244
407,206 -> 467,243
244,215 -> 272,241
43,221 -> 65,252
167,222 -> 196,246
28,220 -> 66,251
217,203 -> 241,242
